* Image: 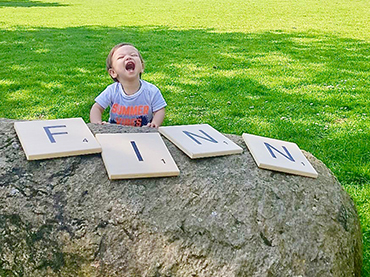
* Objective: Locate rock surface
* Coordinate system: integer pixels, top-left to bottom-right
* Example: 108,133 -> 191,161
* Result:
0,118 -> 362,276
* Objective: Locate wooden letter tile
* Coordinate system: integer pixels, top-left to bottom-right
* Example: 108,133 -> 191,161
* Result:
159,124 -> 243,159
14,118 -> 101,160
95,133 -> 180,179
242,133 -> 318,178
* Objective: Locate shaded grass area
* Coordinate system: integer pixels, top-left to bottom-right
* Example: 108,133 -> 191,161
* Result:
0,26 -> 369,274
0,0 -> 64,8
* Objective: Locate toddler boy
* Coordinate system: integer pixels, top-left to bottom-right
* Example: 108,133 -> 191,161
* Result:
90,43 -> 166,128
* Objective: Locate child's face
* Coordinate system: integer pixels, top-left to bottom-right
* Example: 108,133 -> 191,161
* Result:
108,45 -> 144,82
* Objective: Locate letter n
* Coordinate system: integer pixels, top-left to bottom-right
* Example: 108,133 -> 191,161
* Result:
264,142 -> 295,162
183,130 -> 218,145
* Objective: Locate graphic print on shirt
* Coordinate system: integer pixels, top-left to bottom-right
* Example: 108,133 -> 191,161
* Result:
110,103 -> 150,126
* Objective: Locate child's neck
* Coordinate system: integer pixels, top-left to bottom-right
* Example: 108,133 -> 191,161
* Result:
120,79 -> 141,95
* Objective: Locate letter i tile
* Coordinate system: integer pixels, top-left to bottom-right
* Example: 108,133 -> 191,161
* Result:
95,133 -> 180,179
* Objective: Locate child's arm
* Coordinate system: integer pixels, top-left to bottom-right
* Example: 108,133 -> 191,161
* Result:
146,107 -> 165,128
90,103 -> 105,124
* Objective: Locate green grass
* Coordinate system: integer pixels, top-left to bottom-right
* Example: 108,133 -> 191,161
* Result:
1,0 -> 369,275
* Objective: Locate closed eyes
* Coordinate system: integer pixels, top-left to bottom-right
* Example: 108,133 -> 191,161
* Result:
117,53 -> 138,59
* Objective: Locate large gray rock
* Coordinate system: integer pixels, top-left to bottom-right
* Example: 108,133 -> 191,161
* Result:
0,118 -> 362,276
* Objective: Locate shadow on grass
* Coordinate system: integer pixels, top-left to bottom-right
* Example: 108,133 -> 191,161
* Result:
0,26 -> 369,180
0,0 -> 64,7
0,26 -> 368,163
0,25 -> 368,276
0,26 -> 369,177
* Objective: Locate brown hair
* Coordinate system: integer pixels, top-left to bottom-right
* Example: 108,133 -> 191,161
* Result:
106,43 -> 144,82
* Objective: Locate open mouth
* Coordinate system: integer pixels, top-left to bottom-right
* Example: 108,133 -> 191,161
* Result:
125,61 -> 135,72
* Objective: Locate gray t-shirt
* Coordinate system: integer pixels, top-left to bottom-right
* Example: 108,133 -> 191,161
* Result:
95,80 -> 167,126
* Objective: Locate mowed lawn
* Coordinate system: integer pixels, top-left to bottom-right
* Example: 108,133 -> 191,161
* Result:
1,0 -> 369,274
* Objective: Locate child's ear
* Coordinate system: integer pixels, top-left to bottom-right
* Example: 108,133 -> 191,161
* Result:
108,68 -> 117,79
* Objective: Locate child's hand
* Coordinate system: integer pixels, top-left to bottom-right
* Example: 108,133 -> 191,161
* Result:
145,122 -> 159,128
146,108 -> 165,128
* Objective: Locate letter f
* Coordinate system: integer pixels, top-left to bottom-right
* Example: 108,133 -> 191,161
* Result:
43,125 -> 68,143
